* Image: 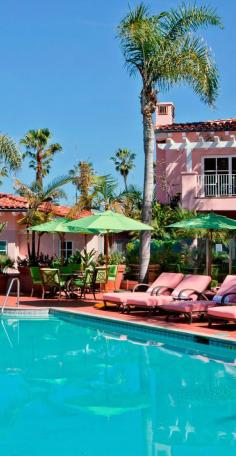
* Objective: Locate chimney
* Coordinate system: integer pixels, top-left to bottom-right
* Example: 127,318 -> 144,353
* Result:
155,102 -> 175,127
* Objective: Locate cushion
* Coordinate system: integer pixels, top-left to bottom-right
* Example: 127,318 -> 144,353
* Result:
147,272 -> 184,293
126,294 -> 172,307
171,274 -> 211,299
215,275 -> 236,303
207,306 -> 236,320
162,300 -> 215,313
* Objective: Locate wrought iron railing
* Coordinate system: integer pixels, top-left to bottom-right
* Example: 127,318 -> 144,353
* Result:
197,174 -> 236,197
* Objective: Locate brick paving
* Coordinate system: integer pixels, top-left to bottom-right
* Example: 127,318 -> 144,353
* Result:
1,292 -> 236,341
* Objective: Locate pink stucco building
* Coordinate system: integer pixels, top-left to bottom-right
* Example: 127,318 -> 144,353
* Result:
0,194 -> 101,262
155,102 -> 236,218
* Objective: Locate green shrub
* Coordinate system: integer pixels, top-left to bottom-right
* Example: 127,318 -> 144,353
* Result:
0,255 -> 15,273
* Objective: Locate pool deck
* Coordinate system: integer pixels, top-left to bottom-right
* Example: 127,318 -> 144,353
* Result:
1,292 -> 236,342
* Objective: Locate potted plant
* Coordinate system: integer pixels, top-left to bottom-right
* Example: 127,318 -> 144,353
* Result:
96,252 -> 126,291
0,255 -> 15,293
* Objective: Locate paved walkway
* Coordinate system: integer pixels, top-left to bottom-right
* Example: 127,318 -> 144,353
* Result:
1,293 -> 236,341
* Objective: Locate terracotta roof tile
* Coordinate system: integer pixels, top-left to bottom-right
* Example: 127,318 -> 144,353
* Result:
0,193 -> 90,219
156,118 -> 236,133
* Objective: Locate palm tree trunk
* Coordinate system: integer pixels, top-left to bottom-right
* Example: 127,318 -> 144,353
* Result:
139,99 -> 154,282
124,175 -> 128,192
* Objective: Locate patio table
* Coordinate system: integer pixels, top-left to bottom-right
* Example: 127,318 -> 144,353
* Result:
60,272 -> 85,297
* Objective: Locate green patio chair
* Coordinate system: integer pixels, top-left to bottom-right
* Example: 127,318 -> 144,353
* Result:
68,268 -> 97,299
108,265 -> 118,282
30,267 -> 43,297
40,268 -> 66,299
95,268 -> 107,292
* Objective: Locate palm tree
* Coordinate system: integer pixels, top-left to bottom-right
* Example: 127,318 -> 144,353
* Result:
111,148 -> 136,191
118,184 -> 142,218
15,175 -> 71,262
20,129 -> 62,188
118,2 -> 222,280
93,175 -> 122,212
0,135 -> 21,183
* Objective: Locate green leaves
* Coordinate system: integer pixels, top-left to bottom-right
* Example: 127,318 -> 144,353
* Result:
118,2 -> 222,107
0,135 -> 22,182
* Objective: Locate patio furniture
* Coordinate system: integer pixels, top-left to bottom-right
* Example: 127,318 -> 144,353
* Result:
108,265 -> 118,281
103,272 -> 184,309
40,268 -> 66,299
208,305 -> 236,327
122,274 -> 211,313
30,267 -> 43,297
68,268 -> 97,299
161,274 -> 236,323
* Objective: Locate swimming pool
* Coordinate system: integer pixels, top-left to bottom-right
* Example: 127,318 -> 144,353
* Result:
0,313 -> 235,456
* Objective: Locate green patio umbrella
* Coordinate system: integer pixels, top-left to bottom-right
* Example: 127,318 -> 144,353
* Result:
66,210 -> 153,274
168,212 -> 236,275
29,218 -> 100,263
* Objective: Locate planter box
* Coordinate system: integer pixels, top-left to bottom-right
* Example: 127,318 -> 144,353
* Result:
18,267 -> 33,294
0,274 -> 8,293
127,264 -> 160,283
104,264 -> 126,292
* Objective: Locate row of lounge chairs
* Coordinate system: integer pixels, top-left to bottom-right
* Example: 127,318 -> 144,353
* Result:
103,272 -> 236,326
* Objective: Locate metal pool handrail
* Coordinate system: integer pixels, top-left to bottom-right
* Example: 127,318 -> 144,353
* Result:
1,277 -> 20,314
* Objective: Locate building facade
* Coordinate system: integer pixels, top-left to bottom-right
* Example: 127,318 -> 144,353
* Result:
0,193 -> 101,262
155,102 -> 236,218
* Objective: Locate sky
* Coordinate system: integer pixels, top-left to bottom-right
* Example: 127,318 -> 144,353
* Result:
0,0 -> 236,204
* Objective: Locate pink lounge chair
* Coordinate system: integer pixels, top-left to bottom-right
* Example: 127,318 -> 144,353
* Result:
208,306 -> 236,327
162,275 -> 236,324
123,274 -> 211,314
103,272 -> 184,309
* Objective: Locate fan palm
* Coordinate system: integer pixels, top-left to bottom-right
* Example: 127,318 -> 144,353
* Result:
20,129 -> 62,188
0,135 -> 21,183
118,2 -> 222,280
111,148 -> 136,191
15,175 -> 71,261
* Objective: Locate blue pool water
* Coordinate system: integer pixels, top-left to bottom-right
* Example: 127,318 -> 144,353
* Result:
0,314 -> 236,456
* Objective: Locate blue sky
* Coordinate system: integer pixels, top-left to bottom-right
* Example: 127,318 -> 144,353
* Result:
1,0 -> 235,203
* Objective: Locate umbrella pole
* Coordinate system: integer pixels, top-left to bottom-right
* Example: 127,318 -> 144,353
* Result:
229,237 -> 233,274
59,233 -> 65,265
206,230 -> 212,276
104,233 -> 109,284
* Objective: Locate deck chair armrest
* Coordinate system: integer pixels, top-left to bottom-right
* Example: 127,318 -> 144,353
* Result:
133,283 -> 150,292
151,286 -> 174,296
176,288 -> 205,300
221,292 -> 236,304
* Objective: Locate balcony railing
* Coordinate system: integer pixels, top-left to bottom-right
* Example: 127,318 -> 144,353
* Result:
197,174 -> 236,197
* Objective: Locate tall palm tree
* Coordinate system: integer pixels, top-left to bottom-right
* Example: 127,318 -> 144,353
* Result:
20,129 -> 62,188
118,2 -> 222,280
15,175 -> 71,262
111,148 -> 136,191
0,135 -> 21,183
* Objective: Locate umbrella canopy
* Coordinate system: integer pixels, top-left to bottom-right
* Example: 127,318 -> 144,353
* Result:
29,218 -> 98,234
168,212 -> 236,231
168,212 -> 236,275
66,210 -> 153,233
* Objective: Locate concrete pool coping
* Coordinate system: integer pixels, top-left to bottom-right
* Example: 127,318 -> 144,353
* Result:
49,308 -> 236,351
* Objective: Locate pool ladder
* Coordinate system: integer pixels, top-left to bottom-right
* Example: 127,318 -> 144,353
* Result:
1,277 -> 20,315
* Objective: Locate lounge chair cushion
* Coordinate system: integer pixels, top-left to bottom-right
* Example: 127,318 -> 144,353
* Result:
207,306 -> 236,320
125,294 -> 172,308
162,300 -> 216,313
213,275 -> 236,303
171,275 -> 211,299
147,272 -> 184,293
103,272 -> 184,304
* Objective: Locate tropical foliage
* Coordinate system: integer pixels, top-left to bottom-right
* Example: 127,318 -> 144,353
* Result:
118,2 -> 222,280
0,135 -> 21,184
20,128 -> 62,188
111,148 -> 136,191
15,175 -> 71,262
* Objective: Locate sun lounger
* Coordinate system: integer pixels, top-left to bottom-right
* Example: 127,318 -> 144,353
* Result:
103,272 -> 184,309
123,274 -> 211,314
208,306 -> 236,327
162,275 -> 236,323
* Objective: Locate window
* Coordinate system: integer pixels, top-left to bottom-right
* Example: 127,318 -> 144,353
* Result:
203,156 -> 236,196
59,240 -> 73,259
158,105 -> 168,115
0,241 -> 7,255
